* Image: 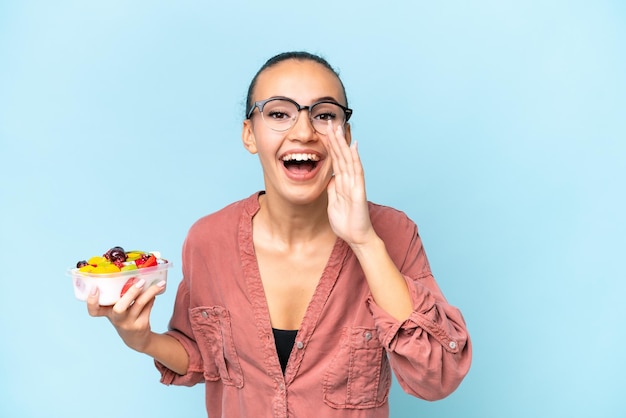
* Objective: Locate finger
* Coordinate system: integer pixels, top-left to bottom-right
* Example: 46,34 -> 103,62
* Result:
337,126 -> 358,181
132,279 -> 166,310
334,127 -> 360,196
328,122 -> 349,171
121,279 -> 166,323
134,294 -> 157,325
122,280 -> 165,331
112,278 -> 146,316
327,124 -> 352,192
326,121 -> 343,167
86,286 -> 112,317
349,140 -> 365,186
325,120 -> 339,171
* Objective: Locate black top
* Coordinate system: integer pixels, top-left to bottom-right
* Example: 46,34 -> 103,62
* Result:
272,328 -> 298,374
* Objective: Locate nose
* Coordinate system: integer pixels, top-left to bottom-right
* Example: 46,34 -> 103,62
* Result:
289,108 -> 318,140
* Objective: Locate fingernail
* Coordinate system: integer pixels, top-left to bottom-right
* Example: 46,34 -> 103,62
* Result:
89,286 -> 98,296
156,280 -> 166,288
135,278 -> 146,288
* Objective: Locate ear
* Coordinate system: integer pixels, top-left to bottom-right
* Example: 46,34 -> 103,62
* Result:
242,119 -> 258,154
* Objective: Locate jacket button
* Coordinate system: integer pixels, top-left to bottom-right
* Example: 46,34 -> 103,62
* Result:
296,341 -> 304,349
449,341 -> 457,350
201,311 -> 208,318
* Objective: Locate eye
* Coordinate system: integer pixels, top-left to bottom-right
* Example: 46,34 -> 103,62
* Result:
267,110 -> 290,120
264,100 -> 297,121
312,103 -> 341,121
314,111 -> 337,121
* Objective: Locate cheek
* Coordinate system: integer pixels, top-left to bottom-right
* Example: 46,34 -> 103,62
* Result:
253,129 -> 283,154
254,139 -> 275,157
254,141 -> 282,171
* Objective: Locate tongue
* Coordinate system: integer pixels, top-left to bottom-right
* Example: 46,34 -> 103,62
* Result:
285,161 -> 315,173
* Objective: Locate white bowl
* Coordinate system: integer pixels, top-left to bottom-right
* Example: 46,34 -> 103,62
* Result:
69,261 -> 172,306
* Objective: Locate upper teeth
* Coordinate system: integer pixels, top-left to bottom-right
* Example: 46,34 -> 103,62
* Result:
282,153 -> 320,162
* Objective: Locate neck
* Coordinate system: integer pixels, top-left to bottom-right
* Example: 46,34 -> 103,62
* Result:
255,192 -> 334,246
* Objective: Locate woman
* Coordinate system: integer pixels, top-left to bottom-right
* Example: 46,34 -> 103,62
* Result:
87,51 -> 471,417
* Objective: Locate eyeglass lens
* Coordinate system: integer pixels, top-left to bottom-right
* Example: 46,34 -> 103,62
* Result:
260,99 -> 346,133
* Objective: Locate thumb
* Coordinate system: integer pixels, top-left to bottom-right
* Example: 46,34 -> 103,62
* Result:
86,286 -> 110,317
86,285 -> 99,309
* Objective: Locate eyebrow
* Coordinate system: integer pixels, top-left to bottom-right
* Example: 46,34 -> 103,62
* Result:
313,96 -> 343,104
266,95 -> 343,104
257,95 -> 347,107
272,96 -> 345,106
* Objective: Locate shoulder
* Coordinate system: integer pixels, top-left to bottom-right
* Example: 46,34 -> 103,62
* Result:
367,201 -> 430,272
368,201 -> 418,234
186,192 -> 259,241
368,201 -> 421,252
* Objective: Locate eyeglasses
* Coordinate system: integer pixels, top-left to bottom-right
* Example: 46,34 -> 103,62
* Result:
246,96 -> 353,135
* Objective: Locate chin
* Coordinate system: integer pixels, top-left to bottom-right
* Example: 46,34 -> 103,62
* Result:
280,185 -> 328,207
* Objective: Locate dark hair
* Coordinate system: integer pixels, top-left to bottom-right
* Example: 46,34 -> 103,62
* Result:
245,51 -> 348,119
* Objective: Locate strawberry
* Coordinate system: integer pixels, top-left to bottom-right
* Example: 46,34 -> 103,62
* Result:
120,277 -> 138,297
135,254 -> 157,269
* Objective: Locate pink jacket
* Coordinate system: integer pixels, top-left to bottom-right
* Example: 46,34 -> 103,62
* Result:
156,192 -> 471,417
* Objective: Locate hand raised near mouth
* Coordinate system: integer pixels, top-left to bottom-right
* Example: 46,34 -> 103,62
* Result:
325,121 -> 376,248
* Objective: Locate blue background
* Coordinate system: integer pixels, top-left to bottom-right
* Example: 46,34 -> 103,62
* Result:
1,1 -> 624,417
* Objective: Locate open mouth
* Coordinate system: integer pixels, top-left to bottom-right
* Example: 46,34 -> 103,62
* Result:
281,153 -> 320,173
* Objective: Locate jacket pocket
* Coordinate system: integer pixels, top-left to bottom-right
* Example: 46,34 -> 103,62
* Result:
189,306 -> 244,388
323,327 -> 391,409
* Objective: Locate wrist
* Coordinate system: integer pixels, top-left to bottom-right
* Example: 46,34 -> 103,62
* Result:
349,231 -> 384,258
136,331 -> 159,355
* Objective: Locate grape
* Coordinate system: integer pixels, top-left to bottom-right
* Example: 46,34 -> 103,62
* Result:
76,260 -> 88,268
104,246 -> 126,263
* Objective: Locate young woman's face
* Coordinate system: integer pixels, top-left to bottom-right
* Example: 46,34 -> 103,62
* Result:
242,59 -> 351,206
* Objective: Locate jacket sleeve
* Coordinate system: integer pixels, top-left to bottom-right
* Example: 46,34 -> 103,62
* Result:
367,215 -> 472,401
154,277 -> 206,387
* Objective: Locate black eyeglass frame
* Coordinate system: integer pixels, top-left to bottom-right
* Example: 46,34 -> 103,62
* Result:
246,96 -> 353,130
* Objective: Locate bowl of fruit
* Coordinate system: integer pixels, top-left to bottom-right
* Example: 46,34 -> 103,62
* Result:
69,246 -> 172,306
